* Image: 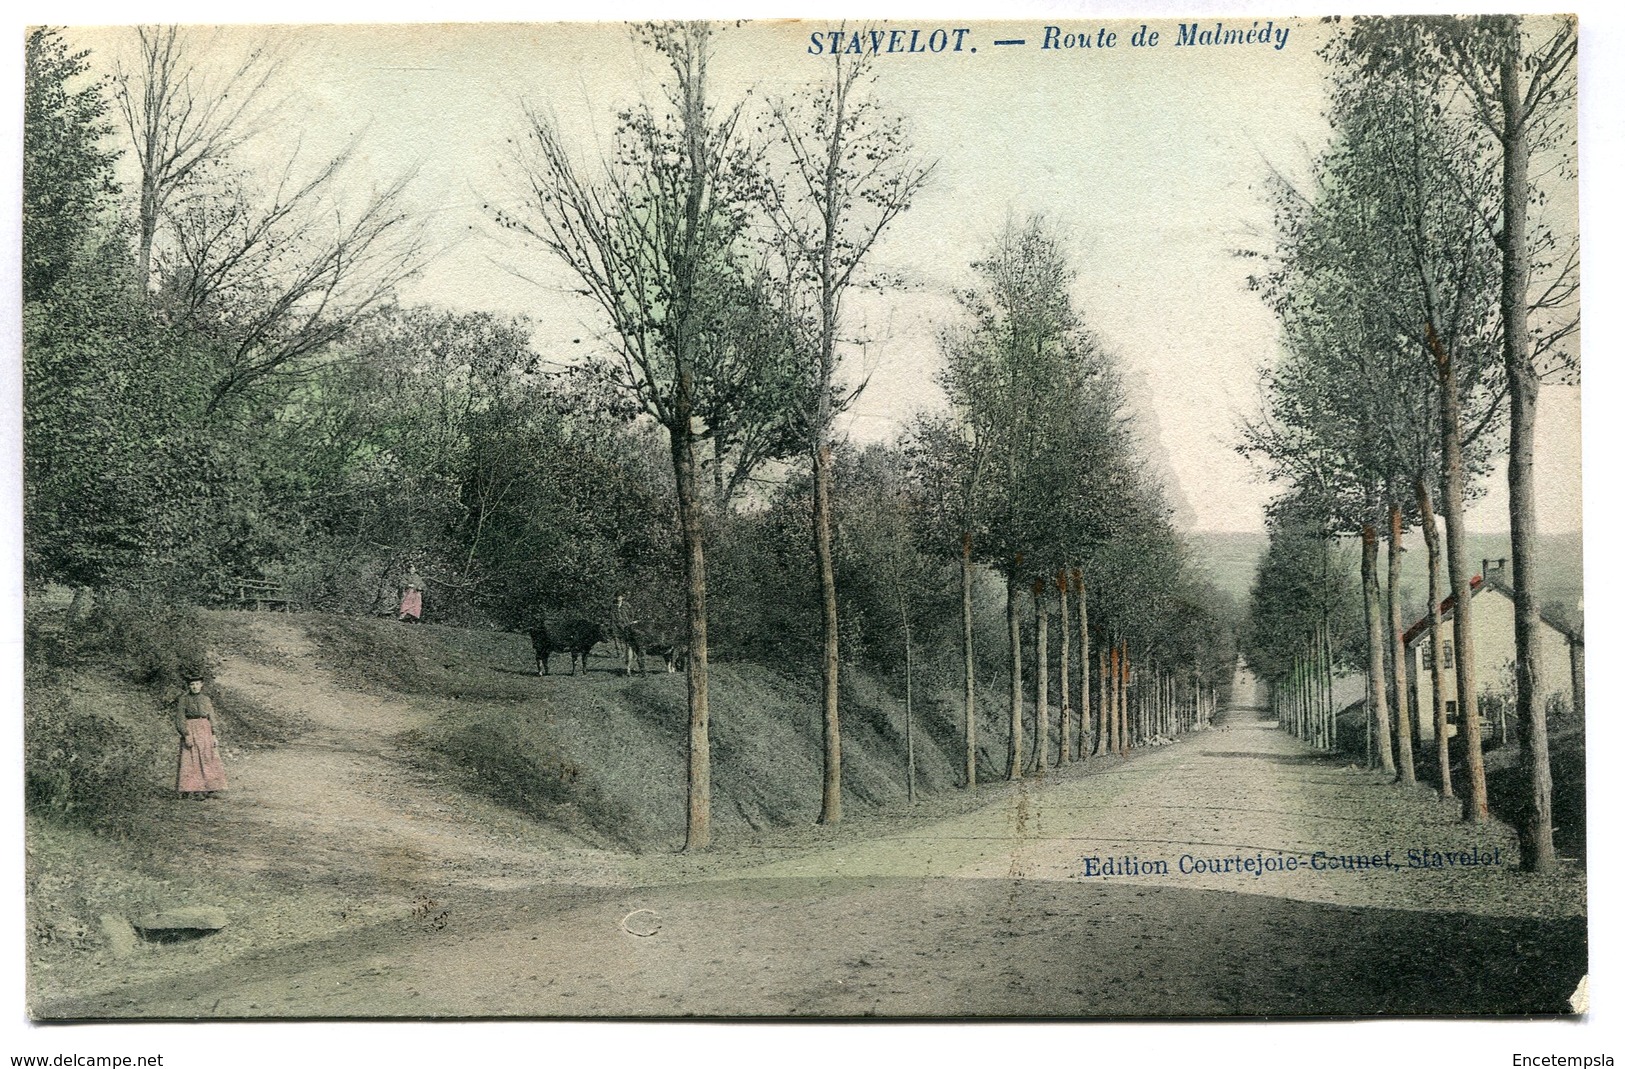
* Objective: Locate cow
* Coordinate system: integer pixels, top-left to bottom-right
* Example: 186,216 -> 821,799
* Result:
528,612 -> 606,676
647,639 -> 689,674
610,593 -> 686,675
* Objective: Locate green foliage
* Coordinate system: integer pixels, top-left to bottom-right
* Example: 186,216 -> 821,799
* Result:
75,597 -> 214,689
23,27 -> 121,303
706,509 -> 820,669
23,658 -> 170,832
923,215 -> 1231,687
827,445 -> 957,674
1240,509 -> 1362,685
1243,22 -> 1506,533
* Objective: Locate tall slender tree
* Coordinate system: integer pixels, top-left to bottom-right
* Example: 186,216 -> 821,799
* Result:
113,25 -> 282,290
765,37 -> 931,824
509,22 -> 768,850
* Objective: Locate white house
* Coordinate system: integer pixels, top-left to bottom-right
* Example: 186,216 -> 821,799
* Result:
1403,559 -> 1583,745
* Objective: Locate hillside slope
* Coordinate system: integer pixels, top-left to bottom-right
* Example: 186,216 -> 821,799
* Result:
286,612 -> 969,851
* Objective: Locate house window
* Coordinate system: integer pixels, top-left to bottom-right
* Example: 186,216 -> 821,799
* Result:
1422,643 -> 1434,671
1442,640 -> 1455,670
1445,701 -> 1457,722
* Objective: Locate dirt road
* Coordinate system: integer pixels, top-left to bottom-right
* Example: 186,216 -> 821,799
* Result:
37,660 -> 1586,1019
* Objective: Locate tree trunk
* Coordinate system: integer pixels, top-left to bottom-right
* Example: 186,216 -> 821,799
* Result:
1429,323 -> 1489,821
1388,505 -> 1417,786
1057,571 -> 1071,765
961,533 -> 977,788
1117,641 -> 1129,757
1323,620 -> 1335,750
1077,571 -> 1092,759
1161,671 -> 1169,739
1165,672 -> 1173,738
1361,523 -> 1396,775
1570,641 -> 1585,720
1299,655 -> 1308,742
1311,628 -> 1322,748
1417,478 -> 1453,799
814,434 -> 842,824
671,425 -> 711,851
1104,644 -> 1116,756
712,435 -> 727,511
1158,671 -> 1166,739
1097,646 -> 1110,757
902,585 -> 915,804
1033,580 -> 1049,773
137,181 -> 160,293
1500,38 -> 1555,871
1007,569 -> 1023,780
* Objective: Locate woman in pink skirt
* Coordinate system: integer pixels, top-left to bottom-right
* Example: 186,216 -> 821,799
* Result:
174,674 -> 228,799
398,567 -> 424,623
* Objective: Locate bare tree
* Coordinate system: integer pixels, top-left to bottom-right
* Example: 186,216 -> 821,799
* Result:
765,38 -> 931,824
114,25 -> 283,289
506,21 -> 764,851
113,26 -> 424,413
160,159 -> 424,412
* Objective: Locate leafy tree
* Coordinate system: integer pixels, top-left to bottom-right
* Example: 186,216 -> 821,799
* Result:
1242,506 -> 1360,749
22,29 -> 216,596
764,37 -> 931,824
935,216 -> 1203,775
940,216 -> 1080,779
507,21 -> 795,850
1245,48 -> 1507,811
1355,14 -> 1578,868
23,28 -> 121,304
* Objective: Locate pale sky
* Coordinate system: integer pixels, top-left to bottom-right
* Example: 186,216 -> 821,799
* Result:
62,11 -> 1586,533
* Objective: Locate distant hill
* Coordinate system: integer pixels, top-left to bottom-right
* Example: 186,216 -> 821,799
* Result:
1185,530 -> 1586,630
1184,531 -> 1268,607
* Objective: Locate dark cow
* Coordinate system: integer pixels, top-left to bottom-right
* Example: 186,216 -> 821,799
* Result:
528,612 -> 606,676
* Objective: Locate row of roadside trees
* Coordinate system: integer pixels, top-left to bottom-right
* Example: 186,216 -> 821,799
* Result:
513,23 -> 1236,847
1241,15 -> 1577,873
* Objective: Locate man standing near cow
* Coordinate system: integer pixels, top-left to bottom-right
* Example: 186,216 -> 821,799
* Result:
611,592 -> 643,675
525,594 -> 685,678
612,592 -> 686,675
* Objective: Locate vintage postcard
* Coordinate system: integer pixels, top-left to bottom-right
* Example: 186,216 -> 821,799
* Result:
17,10 -> 1589,1030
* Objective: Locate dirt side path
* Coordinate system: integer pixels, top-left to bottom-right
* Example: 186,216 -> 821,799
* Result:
38,661 -> 1586,1019
174,616 -> 632,893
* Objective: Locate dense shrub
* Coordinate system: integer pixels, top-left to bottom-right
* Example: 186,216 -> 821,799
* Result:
24,662 -> 169,831
76,595 -> 212,687
23,595 -> 211,829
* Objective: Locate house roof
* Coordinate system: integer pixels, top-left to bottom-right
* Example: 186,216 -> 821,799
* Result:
1402,573 -> 1582,647
1401,575 -> 1483,646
